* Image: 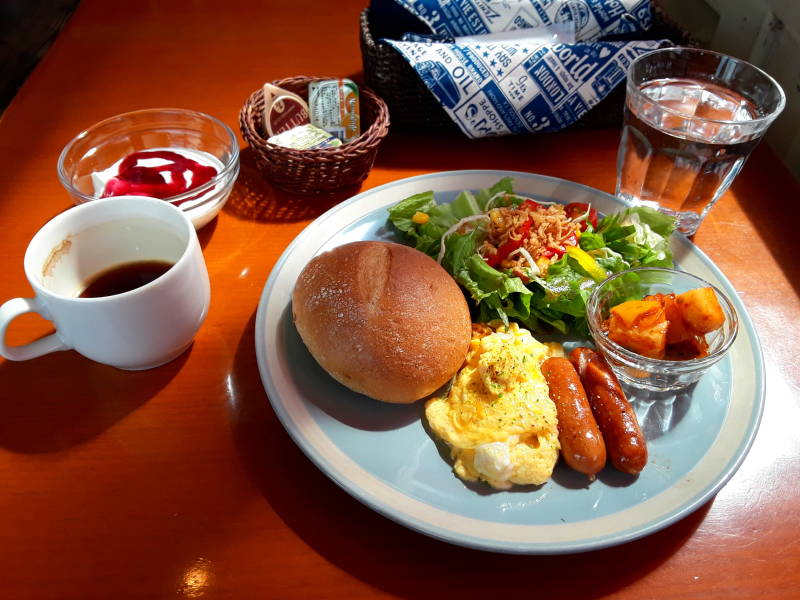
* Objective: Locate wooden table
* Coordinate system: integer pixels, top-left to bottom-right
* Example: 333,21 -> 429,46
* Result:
1,1 -> 798,597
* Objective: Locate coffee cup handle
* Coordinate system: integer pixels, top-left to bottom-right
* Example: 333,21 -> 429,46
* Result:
0,297 -> 70,361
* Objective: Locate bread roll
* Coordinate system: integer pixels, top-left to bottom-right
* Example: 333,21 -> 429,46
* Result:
292,241 -> 471,403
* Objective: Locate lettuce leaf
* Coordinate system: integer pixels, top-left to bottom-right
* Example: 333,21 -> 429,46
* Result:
475,176 -> 515,210
440,228 -> 534,328
387,191 -> 462,255
597,206 -> 675,268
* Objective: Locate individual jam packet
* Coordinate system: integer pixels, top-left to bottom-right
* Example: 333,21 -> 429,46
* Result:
308,79 -> 361,143
263,83 -> 310,137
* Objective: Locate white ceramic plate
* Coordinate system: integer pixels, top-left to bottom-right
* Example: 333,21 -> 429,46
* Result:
254,170 -> 764,554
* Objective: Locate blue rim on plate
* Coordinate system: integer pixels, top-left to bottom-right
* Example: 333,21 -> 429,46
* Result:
254,170 -> 765,554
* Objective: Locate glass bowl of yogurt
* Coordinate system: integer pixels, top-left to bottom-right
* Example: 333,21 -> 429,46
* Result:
57,108 -> 240,229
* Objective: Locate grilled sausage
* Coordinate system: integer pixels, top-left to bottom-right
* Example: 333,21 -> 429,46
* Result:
569,347 -> 648,475
541,357 -> 607,478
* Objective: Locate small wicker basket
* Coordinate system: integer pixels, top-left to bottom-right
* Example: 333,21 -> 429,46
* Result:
239,76 -> 390,194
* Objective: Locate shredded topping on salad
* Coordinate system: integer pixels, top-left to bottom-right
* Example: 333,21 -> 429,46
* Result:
479,198 -> 581,277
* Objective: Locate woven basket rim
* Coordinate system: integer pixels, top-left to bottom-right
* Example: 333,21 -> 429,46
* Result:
238,75 -> 390,194
239,75 -> 389,157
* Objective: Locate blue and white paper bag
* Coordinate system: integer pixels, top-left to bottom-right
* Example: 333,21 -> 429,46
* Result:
375,0 -> 666,137
384,0 -> 653,42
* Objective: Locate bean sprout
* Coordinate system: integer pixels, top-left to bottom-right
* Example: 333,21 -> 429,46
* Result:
506,246 -> 540,277
568,204 -> 592,224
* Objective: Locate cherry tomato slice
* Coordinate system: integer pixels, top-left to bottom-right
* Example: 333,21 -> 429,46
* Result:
564,202 -> 598,230
486,217 -> 533,268
522,199 -> 544,211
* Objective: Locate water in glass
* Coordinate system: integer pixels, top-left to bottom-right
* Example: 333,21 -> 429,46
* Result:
617,77 -> 760,235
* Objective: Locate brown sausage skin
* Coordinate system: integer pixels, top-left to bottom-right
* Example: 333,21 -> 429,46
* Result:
569,348 -> 648,475
541,357 -> 607,478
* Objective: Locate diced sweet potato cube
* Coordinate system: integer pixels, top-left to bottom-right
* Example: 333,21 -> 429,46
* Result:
662,293 -> 692,345
610,300 -> 664,330
607,303 -> 668,359
676,287 -> 725,334
608,312 -> 668,358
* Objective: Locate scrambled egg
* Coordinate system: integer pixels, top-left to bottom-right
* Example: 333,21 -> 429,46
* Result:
425,323 -> 561,490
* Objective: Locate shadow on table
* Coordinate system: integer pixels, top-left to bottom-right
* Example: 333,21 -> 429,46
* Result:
0,345 -> 188,453
229,310 -> 709,597
727,146 -> 800,299
222,147 -> 359,223
372,128 -> 622,176
195,216 -> 217,250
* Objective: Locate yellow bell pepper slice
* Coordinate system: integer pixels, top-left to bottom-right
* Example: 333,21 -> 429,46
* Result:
565,246 -> 608,281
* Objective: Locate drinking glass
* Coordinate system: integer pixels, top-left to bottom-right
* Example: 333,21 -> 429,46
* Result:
616,47 -> 785,235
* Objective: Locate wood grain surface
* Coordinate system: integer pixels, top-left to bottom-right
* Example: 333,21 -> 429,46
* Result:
0,1 -> 798,598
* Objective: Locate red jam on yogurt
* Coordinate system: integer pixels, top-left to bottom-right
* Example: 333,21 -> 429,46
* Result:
100,150 -> 218,203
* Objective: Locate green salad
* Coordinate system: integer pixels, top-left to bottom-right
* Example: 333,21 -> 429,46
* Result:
388,177 -> 676,336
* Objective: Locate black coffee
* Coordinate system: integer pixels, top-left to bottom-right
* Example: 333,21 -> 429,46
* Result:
79,260 -> 174,298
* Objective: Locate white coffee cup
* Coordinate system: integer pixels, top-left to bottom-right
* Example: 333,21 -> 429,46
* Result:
0,196 -> 210,370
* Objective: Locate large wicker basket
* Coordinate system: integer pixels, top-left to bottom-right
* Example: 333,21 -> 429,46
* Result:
239,76 -> 390,194
360,1 -> 694,133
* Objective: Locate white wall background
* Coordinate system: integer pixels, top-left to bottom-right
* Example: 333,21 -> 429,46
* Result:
661,0 -> 800,180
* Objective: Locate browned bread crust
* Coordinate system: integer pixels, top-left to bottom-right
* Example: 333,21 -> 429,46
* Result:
292,241 -> 471,403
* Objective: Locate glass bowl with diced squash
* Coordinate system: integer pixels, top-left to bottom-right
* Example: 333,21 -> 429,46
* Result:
586,267 -> 739,391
